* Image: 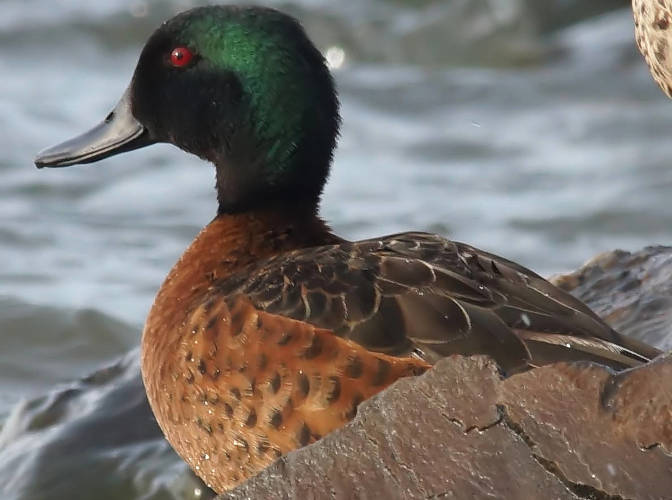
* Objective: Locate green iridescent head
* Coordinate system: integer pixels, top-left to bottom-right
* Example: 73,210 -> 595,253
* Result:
35,6 -> 340,213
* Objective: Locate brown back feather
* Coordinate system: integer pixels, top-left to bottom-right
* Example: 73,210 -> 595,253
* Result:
216,232 -> 660,373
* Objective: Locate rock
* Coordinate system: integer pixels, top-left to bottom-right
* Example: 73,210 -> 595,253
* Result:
223,354 -> 672,500
498,355 -> 672,499
551,246 -> 672,351
0,348 -> 212,500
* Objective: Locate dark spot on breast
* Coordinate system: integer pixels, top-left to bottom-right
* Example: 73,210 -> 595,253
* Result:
197,359 -> 206,374
231,311 -> 244,336
230,387 -> 241,400
277,331 -> 293,345
657,17 -> 669,30
257,439 -> 269,455
258,353 -> 268,370
269,409 -> 283,429
327,376 -> 341,404
345,356 -> 363,378
346,393 -> 364,420
269,372 -> 281,394
301,333 -> 323,359
245,408 -> 257,427
196,417 -> 212,435
372,358 -> 391,386
297,372 -> 310,397
206,316 -> 218,330
297,423 -> 311,447
223,402 -> 233,418
223,356 -> 234,371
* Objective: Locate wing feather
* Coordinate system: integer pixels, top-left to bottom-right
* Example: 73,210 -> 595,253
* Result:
219,232 -> 660,372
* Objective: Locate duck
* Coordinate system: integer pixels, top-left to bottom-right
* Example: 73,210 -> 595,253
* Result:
35,5 -> 661,493
633,0 -> 672,97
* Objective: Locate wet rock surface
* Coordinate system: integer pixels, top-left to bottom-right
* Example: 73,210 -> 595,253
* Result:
0,348 -> 212,500
222,249 -> 672,499
499,355 -> 672,499
551,246 -> 672,351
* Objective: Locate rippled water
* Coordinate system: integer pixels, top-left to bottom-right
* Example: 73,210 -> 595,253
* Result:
1,0 -> 671,498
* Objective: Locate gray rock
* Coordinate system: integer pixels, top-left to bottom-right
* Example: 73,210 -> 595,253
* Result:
551,246 -> 672,350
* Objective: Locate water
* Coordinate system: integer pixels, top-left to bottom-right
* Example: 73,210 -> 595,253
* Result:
1,0 -> 671,498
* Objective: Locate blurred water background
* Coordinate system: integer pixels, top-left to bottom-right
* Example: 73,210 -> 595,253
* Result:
1,0 -> 672,498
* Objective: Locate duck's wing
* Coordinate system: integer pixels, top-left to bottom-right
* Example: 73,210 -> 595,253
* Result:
220,232 -> 660,373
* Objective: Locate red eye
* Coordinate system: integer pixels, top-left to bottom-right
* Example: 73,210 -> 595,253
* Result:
170,47 -> 193,68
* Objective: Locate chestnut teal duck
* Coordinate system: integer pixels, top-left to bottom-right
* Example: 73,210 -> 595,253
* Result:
36,5 -> 661,493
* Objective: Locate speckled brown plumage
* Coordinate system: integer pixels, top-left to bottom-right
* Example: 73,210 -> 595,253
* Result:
165,295 -> 426,490
633,0 -> 672,96
142,208 -> 427,492
142,207 -> 660,492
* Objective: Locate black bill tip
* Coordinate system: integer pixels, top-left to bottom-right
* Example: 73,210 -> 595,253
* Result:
35,87 -> 154,169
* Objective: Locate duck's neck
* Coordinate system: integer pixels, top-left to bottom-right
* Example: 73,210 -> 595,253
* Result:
143,203 -> 340,351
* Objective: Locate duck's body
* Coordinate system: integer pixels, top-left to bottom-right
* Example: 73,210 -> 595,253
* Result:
142,207 -> 657,491
143,208 -> 429,489
36,5 -> 660,493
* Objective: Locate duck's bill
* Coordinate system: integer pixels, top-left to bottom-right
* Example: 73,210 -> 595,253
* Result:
34,88 -> 155,168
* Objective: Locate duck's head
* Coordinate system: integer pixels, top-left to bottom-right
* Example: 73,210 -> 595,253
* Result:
35,6 -> 340,213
